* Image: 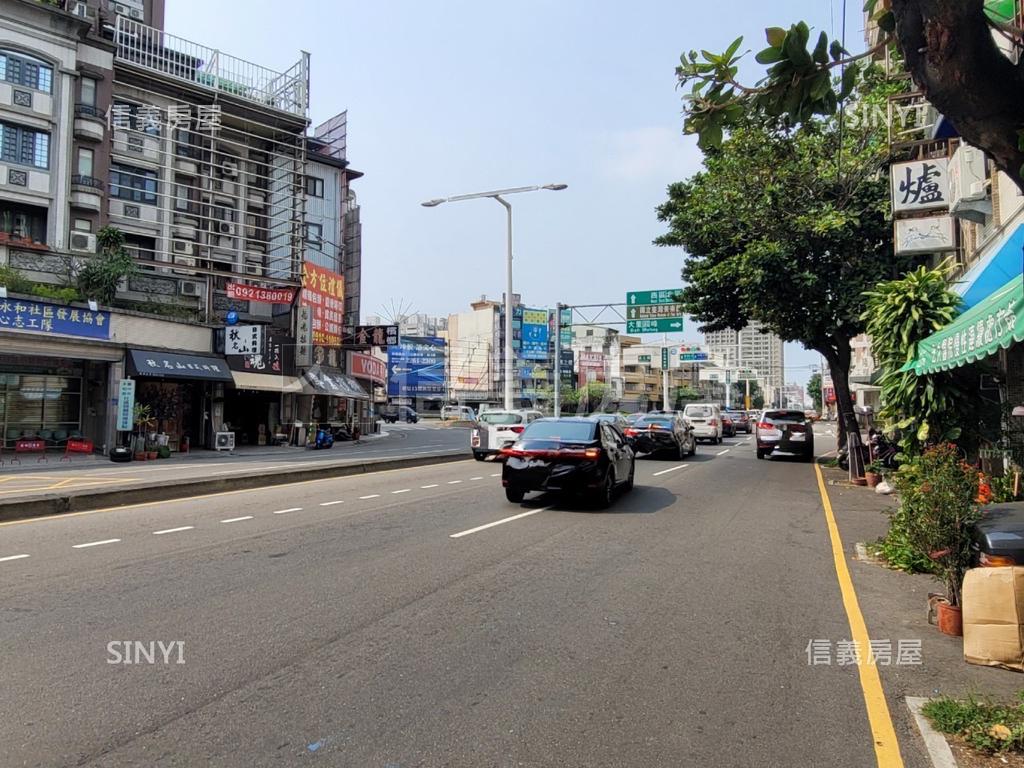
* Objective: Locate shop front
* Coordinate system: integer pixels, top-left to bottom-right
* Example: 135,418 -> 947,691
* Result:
224,330 -> 302,447
126,349 -> 234,452
0,298 -> 119,453
347,351 -> 387,432
301,366 -> 370,437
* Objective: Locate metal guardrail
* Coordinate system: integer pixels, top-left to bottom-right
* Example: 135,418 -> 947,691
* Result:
113,16 -> 309,118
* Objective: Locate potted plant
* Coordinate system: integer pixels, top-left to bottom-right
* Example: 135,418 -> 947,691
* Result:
891,443 -> 984,636
865,460 -> 884,488
133,403 -> 155,460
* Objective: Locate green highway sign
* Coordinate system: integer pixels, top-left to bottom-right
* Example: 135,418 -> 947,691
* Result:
661,348 -> 669,368
638,354 -> 651,363
736,369 -> 757,381
679,351 -> 709,362
627,289 -> 680,306
626,303 -> 684,321
627,318 -> 684,334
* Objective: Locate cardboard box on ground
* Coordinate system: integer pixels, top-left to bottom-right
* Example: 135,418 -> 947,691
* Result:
963,567 -> 1024,671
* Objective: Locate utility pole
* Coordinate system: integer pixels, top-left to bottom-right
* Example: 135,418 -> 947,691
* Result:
554,303 -> 562,417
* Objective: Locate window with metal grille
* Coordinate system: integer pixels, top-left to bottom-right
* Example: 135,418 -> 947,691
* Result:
109,163 -> 158,204
0,51 -> 52,93
0,122 -> 49,169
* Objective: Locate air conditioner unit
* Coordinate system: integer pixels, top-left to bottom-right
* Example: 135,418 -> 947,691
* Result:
128,7 -> 143,19
245,264 -> 261,275
179,280 -> 204,297
112,2 -> 129,15
171,239 -> 194,255
218,222 -> 234,235
221,160 -> 239,178
69,232 -> 96,253
214,431 -> 235,452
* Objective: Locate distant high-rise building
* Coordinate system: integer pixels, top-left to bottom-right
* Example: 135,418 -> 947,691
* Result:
703,321 -> 785,403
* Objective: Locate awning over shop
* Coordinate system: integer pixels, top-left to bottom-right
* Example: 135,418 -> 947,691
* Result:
230,371 -> 303,393
955,223 -> 1024,310
904,276 -> 1024,375
126,349 -> 234,381
301,368 -> 369,400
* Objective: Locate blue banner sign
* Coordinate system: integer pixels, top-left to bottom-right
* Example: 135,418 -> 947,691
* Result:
521,308 -> 549,360
387,336 -> 446,397
0,298 -> 111,339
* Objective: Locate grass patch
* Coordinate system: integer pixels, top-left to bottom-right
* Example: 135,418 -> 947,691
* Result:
924,693 -> 1024,754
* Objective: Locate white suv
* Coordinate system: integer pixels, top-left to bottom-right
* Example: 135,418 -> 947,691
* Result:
682,403 -> 723,444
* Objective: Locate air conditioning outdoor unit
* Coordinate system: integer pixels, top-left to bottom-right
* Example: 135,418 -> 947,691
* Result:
69,232 -> 96,253
128,7 -> 143,19
112,2 -> 129,15
179,280 -> 204,297
221,160 -> 239,178
245,264 -> 261,275
218,222 -> 234,235
214,431 -> 235,452
172,239 -> 194,255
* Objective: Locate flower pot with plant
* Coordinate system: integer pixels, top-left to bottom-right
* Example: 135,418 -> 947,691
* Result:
890,443 -> 984,636
865,460 -> 884,488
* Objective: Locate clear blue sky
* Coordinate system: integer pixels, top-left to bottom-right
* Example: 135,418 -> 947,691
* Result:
167,0 -> 862,389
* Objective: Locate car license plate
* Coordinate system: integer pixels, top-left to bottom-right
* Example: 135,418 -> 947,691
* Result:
789,432 -> 806,441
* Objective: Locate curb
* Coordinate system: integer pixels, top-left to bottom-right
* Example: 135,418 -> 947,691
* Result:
0,451 -> 468,524
906,696 -> 958,768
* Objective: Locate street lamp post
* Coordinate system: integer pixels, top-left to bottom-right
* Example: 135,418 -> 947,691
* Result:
422,184 -> 567,410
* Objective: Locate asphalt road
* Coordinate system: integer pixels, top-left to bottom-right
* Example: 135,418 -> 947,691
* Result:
0,423 -> 468,501
0,428 -> 884,767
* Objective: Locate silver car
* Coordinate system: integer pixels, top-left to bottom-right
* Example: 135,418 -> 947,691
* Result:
682,403 -> 723,444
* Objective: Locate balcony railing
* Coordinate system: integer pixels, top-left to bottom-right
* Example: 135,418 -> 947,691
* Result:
113,16 -> 309,118
74,103 -> 106,119
71,175 -> 104,189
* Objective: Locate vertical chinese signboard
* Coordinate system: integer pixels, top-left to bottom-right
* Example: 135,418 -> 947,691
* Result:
300,261 -> 345,347
116,379 -> 135,432
521,308 -> 550,360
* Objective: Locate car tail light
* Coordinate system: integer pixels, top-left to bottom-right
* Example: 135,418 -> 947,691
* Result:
510,425 -> 525,434
471,432 -> 480,447
707,419 -> 717,426
979,552 -> 1018,567
757,422 -> 773,430
584,447 -> 601,459
624,428 -> 637,437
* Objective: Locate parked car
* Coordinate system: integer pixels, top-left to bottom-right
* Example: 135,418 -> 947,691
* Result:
501,417 -> 635,507
724,409 -> 751,434
471,409 -> 544,460
591,413 -> 629,431
624,413 -> 646,426
682,403 -> 723,444
625,413 -> 696,459
970,502 -> 1024,566
755,409 -> 814,460
380,405 -> 418,424
441,405 -> 477,422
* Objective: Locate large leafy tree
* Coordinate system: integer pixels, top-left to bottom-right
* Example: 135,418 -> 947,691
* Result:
678,1 -> 1024,192
807,372 -> 823,412
656,92 -> 910,445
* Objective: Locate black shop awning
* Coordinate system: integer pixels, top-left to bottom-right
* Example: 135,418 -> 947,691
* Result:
127,349 -> 234,381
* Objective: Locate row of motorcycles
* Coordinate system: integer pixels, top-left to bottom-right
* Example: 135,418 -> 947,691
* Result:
837,428 -> 900,472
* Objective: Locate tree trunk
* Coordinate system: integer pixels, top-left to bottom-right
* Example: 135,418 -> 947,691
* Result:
893,0 -> 1024,193
822,341 -> 866,479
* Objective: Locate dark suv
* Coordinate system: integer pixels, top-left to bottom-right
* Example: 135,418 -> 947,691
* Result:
380,405 -> 418,424
625,413 -> 696,459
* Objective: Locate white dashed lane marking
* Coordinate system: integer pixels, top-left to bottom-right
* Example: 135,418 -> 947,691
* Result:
319,500 -> 344,507
448,480 -> 463,485
220,516 -> 253,524
652,465 -> 688,477
153,526 -> 193,535
391,489 -> 411,495
72,538 -> 121,549
359,494 -> 380,500
717,449 -> 730,456
0,554 -> 30,563
420,484 -> 438,489
272,508 -> 302,515
450,506 -> 553,539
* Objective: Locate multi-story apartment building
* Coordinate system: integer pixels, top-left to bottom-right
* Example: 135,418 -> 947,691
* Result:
0,0 -> 367,453
704,321 -> 784,405
618,337 -> 700,412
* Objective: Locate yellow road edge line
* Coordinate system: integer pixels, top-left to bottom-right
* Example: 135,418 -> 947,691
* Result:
0,457 -> 473,528
814,463 -> 904,768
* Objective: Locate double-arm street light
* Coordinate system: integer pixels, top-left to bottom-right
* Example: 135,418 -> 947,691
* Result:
422,184 -> 568,410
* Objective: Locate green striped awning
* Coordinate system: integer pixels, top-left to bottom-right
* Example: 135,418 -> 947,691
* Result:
905,276 -> 1024,375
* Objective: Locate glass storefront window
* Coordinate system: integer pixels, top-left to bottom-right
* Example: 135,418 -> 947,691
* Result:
1,374 -> 82,444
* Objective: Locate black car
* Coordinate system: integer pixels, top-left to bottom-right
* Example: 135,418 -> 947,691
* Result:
724,409 -> 751,434
721,412 -> 737,437
501,417 -> 635,507
379,405 -> 418,424
970,502 -> 1024,566
625,413 -> 696,459
755,409 -> 814,460
591,413 -> 629,431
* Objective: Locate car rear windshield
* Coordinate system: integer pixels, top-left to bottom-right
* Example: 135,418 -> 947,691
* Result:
522,421 -> 596,441
479,412 -> 523,425
638,416 -> 673,427
684,406 -> 713,418
763,411 -> 806,424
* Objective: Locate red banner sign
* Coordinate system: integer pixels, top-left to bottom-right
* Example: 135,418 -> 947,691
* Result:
226,283 -> 296,304
300,262 -> 345,347
348,352 -> 387,385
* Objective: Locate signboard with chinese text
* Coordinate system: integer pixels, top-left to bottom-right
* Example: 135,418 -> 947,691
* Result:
891,158 -> 950,213
578,351 -> 606,387
300,261 -> 345,347
627,318 -> 684,334
224,324 -> 264,355
0,298 -> 111,339
116,379 -> 135,432
225,330 -> 293,375
226,283 -> 296,305
387,336 -> 446,397
296,307 -> 312,367
895,215 -> 956,254
343,325 -> 400,347
521,308 -> 550,360
626,289 -> 684,335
